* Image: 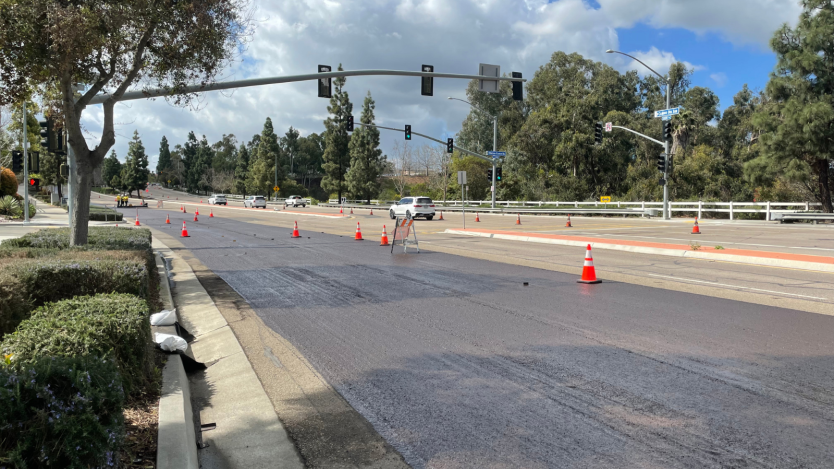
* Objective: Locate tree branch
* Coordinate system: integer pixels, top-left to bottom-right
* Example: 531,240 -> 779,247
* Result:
109,25 -> 157,102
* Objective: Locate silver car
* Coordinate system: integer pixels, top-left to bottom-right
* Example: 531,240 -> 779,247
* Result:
244,195 -> 267,209
389,196 -> 436,220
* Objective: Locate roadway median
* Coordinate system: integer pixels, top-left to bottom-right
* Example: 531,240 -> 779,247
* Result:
445,228 -> 834,273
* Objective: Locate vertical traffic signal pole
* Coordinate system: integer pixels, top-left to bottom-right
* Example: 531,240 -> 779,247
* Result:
492,117 -> 497,209
663,82 -> 671,220
22,102 -> 29,224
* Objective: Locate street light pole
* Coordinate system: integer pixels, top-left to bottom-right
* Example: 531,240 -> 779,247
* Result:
22,102 -> 29,224
448,97 -> 498,209
606,49 -> 672,220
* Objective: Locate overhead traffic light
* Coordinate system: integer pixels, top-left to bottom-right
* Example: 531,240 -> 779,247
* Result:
346,115 -> 354,132
496,167 -> 502,181
511,72 -> 523,101
317,65 -> 332,98
38,117 -> 64,153
421,65 -> 434,96
594,122 -> 603,145
447,138 -> 454,154
11,150 -> 23,173
657,153 -> 666,173
487,168 -> 493,182
404,124 -> 411,140
663,121 -> 672,141
39,118 -> 50,149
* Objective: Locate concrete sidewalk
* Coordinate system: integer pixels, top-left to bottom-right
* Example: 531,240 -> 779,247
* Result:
446,228 -> 834,273
153,238 -> 303,469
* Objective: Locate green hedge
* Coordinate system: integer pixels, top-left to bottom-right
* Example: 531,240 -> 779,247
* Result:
2,294 -> 152,397
88,206 -> 123,222
0,227 -> 151,251
0,356 -> 125,468
0,257 -> 148,337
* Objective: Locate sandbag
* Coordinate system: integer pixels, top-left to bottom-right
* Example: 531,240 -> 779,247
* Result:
150,309 -> 177,326
154,332 -> 188,352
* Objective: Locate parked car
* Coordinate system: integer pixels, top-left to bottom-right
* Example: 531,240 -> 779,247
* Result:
244,195 -> 267,209
284,195 -> 306,208
389,196 -> 436,220
208,195 -> 227,205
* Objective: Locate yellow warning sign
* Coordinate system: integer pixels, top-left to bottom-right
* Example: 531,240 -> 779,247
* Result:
273,186 -> 280,192
600,196 -> 611,203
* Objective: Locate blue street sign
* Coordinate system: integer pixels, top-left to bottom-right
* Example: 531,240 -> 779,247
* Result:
654,107 -> 680,118
487,151 -> 506,157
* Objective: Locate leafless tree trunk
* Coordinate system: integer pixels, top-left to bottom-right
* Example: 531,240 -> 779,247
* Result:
390,141 -> 413,198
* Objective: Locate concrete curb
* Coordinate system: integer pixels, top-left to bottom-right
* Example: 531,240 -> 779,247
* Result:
445,229 -> 834,273
154,252 -> 199,469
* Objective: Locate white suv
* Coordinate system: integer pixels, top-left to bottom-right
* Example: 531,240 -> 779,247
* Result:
284,195 -> 306,208
389,196 -> 436,220
208,195 -> 227,205
244,195 -> 267,209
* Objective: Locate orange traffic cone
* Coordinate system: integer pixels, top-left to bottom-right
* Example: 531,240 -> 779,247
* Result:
516,213 -> 521,225
380,226 -> 389,246
475,212 -> 480,222
355,222 -> 364,240
200,199 -> 203,203
439,211 -> 444,221
692,218 -> 701,235
181,222 -> 189,237
195,209 -> 199,216
350,207 -> 354,214
209,210 -> 214,218
165,214 -> 171,224
180,204 -> 184,212
370,208 -> 374,216
134,212 -> 140,226
577,244 -> 601,284
291,221 -> 301,238
340,206 -> 343,214
566,215 -> 572,228
194,214 -> 198,222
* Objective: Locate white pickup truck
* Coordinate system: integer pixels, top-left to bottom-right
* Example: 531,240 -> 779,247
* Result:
284,195 -> 307,208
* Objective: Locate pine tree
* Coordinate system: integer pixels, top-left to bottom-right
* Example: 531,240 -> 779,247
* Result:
156,136 -> 172,184
123,130 -> 149,197
249,117 -> 282,198
321,64 -> 352,201
346,91 -> 385,203
750,0 -> 834,212
102,151 -> 122,192
234,143 -> 250,197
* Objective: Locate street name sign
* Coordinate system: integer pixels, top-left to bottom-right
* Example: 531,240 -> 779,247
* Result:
654,107 -> 680,119
487,151 -> 506,157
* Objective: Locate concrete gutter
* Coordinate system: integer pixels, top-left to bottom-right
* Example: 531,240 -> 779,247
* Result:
152,238 -> 304,469
445,229 -> 834,273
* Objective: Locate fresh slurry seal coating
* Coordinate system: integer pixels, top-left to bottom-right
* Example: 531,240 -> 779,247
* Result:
126,207 -> 834,469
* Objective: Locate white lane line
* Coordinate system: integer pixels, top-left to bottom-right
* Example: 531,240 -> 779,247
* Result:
574,234 -> 834,252
646,273 -> 831,301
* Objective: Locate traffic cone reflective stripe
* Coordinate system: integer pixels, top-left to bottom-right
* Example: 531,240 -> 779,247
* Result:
355,222 -> 363,240
291,221 -> 301,238
181,222 -> 190,237
566,215 -> 572,228
380,226 -> 389,246
165,214 -> 171,224
516,213 -> 521,225
577,244 -> 601,284
475,212 -> 480,222
692,218 -> 701,234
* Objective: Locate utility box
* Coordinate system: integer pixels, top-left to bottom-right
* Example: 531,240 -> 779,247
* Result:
643,209 -> 659,217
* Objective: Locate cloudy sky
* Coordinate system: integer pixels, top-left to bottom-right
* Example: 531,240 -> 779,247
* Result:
80,0 -> 803,168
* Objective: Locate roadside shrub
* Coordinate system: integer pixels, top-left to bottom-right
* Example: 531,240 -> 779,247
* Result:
2,294 -> 152,396
0,258 -> 148,336
88,207 -> 123,221
0,167 -> 16,197
0,356 -> 125,468
0,195 -> 21,218
1,227 -> 151,251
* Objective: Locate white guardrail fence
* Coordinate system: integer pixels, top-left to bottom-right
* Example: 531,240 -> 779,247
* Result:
328,199 -> 823,221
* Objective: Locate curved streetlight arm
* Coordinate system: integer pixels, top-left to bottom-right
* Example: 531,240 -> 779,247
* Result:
447,97 -> 496,120
355,123 -> 492,163
605,50 -> 667,84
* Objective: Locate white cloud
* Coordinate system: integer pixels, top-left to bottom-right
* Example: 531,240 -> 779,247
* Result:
618,47 -> 704,78
710,72 -> 728,88
78,0 -> 800,169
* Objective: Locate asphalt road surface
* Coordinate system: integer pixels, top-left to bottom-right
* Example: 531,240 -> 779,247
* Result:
132,208 -> 833,468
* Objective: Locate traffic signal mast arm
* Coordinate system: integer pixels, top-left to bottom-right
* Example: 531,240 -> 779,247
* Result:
609,125 -> 665,146
88,69 -> 527,105
355,123 -> 493,163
